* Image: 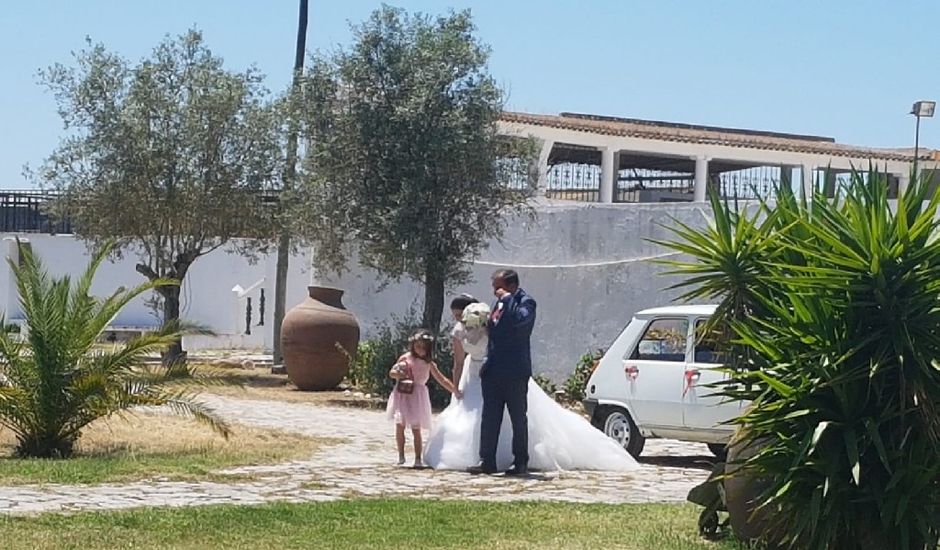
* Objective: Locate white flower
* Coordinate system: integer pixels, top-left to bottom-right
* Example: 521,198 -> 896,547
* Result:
462,302 -> 491,329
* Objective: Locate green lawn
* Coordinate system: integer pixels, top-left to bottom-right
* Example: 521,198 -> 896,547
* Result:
0,500 -> 740,549
0,449 -> 263,485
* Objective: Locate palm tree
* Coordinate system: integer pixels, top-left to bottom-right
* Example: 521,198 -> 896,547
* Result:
0,242 -> 229,458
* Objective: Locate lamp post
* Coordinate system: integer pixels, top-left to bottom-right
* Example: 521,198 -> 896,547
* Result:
911,100 -> 935,175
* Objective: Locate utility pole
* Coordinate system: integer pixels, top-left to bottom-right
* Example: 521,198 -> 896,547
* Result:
272,0 -> 309,373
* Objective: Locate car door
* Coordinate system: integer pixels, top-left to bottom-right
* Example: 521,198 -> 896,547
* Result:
622,316 -> 689,429
683,317 -> 737,430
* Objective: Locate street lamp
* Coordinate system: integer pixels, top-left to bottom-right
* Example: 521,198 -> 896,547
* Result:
911,100 -> 936,174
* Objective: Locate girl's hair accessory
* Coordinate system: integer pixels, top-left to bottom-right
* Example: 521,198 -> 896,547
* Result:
408,330 -> 435,343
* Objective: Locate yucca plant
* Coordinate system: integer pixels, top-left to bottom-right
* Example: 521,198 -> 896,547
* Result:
0,242 -> 230,458
652,188 -> 784,373
658,169 -> 940,549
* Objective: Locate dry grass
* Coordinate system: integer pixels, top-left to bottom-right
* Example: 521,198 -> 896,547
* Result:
87,414 -> 313,456
0,412 -> 333,485
198,365 -> 386,409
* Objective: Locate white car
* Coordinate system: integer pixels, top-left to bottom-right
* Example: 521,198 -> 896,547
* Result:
583,304 -> 741,458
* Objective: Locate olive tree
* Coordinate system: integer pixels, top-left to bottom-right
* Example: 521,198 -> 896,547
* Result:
36,30 -> 282,366
295,6 -> 536,333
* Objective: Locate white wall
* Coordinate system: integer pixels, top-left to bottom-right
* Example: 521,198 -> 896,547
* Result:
0,201 -> 713,378
0,235 -> 311,352
319,200 -> 713,381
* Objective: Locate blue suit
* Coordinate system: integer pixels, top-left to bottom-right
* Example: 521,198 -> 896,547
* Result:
479,288 -> 537,470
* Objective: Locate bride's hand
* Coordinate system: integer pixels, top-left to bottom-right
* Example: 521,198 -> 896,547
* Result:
454,389 -> 463,400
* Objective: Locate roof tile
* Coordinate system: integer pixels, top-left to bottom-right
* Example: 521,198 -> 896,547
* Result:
500,111 -> 928,163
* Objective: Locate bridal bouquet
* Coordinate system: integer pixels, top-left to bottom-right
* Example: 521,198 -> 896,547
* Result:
462,302 -> 491,329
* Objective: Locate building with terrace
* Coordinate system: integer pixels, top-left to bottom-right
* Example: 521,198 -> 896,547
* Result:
499,112 -> 938,203
1,112 -> 936,234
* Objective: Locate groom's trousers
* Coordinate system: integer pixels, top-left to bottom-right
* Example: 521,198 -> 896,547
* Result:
479,376 -> 529,469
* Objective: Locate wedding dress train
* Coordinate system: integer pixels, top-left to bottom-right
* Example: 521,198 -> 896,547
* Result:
424,325 -> 639,472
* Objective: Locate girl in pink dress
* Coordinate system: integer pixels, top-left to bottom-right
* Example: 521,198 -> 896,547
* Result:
387,329 -> 461,468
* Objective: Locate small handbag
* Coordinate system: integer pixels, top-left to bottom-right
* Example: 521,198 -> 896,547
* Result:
396,365 -> 415,395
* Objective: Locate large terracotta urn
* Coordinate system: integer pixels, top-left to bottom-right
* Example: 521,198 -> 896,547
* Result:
281,286 -> 360,391
724,432 -> 784,548
726,434 -> 894,549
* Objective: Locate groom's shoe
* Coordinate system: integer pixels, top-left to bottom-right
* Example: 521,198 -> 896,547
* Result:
467,463 -> 498,475
505,465 -> 529,477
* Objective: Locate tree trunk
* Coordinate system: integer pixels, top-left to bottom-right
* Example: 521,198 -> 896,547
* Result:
136,260 -> 190,370
160,284 -> 185,368
422,268 -> 446,335
16,432 -> 75,459
272,0 -> 309,367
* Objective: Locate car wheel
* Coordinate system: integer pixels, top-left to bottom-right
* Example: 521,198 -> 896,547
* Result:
707,443 -> 728,460
593,406 -> 645,458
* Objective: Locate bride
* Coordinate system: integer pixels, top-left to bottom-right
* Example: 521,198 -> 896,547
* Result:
424,295 -> 639,472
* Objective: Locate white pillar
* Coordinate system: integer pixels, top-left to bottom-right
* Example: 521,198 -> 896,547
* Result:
801,164 -> 815,200
600,147 -> 618,203
536,140 -> 554,198
0,238 -> 18,323
693,156 -> 709,202
898,173 -> 911,197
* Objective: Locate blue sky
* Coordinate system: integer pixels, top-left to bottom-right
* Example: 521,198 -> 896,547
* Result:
3,0 -> 939,187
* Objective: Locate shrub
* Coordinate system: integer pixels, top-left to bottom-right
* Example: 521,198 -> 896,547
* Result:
345,323 -> 401,398
346,315 -> 454,409
658,171 -> 940,548
0,242 -> 228,458
532,374 -> 556,395
564,349 -> 603,403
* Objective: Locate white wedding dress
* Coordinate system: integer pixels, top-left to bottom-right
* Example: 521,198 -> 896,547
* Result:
424,323 -> 639,472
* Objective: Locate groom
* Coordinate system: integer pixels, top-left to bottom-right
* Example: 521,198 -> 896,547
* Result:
472,269 -> 537,476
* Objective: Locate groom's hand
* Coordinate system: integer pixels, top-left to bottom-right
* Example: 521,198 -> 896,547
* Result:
494,288 -> 510,299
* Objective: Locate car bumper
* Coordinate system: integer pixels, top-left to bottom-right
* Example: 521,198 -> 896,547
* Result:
582,398 -> 598,418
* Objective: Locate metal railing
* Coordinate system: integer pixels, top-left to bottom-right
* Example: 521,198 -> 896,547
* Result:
539,163 -> 599,201
541,165 -> 699,203
0,189 -> 290,235
717,166 -> 784,200
540,165 -> 791,203
0,191 -> 71,234
616,170 -> 695,203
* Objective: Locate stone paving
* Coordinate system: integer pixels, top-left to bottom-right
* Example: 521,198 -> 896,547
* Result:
0,395 -> 715,515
